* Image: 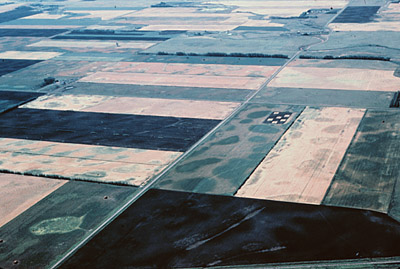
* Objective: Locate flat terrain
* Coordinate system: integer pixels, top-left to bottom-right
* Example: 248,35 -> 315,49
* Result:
0,0 -> 400,268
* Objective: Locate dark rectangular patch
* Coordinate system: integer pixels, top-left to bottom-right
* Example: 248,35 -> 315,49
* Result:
0,108 -> 220,152
0,90 -> 43,102
52,35 -> 170,41
0,6 -> 40,24
332,6 -> 380,23
52,29 -> 184,41
124,16 -> 229,21
61,188 -> 400,268
0,59 -> 42,76
0,90 -> 43,113
159,30 -> 187,35
0,29 -> 68,37
127,54 -> 287,66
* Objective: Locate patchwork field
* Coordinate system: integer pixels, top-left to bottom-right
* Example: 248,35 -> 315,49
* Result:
0,0 -> 400,268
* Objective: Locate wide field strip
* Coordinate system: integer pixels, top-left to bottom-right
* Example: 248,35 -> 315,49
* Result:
0,50 -> 62,60
115,17 -> 240,28
23,13 -> 66,19
123,7 -> 233,18
235,7 -> 316,17
269,67 -> 400,92
79,72 -> 266,90
251,87 -> 394,109
68,82 -> 254,102
284,59 -> 398,70
139,25 -> 239,31
323,110 -> 400,213
120,18 -> 241,26
102,62 -> 279,78
0,150 -> 165,186
206,1 -> 347,8
0,25 -> 82,29
127,54 -> 287,66
0,138 -> 180,166
0,108 -> 220,152
205,0 -> 346,17
63,10 -> 137,20
236,107 -> 365,204
23,94 -> 240,120
0,173 -> 66,227
0,28 -> 68,37
0,138 -> 181,186
28,40 -> 157,49
328,21 -> 400,31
